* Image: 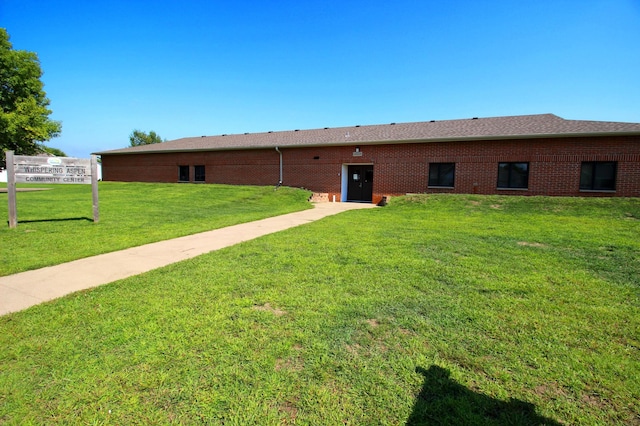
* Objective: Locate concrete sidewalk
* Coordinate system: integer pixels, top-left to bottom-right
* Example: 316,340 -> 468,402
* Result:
0,202 -> 376,316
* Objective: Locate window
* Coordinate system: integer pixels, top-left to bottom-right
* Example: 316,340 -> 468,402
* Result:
497,162 -> 529,189
194,165 -> 205,182
178,165 -> 189,182
428,163 -> 455,187
580,161 -> 616,191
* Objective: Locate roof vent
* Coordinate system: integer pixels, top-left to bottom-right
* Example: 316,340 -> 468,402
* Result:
222,134 -> 227,136
294,129 -> 300,132
472,117 -> 478,120
390,122 -> 396,125
268,131 -> 273,133
355,125 -> 360,127
430,120 -> 435,123
244,132 -> 249,135
324,127 -> 329,129
201,135 -> 206,137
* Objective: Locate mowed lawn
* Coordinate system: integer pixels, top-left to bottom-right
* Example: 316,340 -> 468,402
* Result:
1,193 -> 639,424
0,182 -> 312,276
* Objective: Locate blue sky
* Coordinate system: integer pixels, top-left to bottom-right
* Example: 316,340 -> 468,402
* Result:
2,0 -> 639,158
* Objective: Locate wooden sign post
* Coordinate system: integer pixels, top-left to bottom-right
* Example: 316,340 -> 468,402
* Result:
5,151 -> 100,228
6,151 -> 17,228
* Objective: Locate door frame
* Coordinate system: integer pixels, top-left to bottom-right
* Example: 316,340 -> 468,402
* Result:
341,163 -> 374,202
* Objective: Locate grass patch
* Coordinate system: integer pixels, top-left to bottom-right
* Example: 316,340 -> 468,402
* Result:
0,182 -> 311,276
1,194 -> 638,424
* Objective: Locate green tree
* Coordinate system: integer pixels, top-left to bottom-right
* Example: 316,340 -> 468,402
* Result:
0,28 -> 62,168
41,146 -> 67,157
129,129 -> 165,147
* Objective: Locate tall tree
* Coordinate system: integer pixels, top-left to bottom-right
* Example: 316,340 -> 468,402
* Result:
41,146 -> 67,157
129,129 -> 165,147
0,28 -> 62,168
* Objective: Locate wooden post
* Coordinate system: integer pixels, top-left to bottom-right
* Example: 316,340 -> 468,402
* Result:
91,155 -> 99,223
6,151 -> 17,228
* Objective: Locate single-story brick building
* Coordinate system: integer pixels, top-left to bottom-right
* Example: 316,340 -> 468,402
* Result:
97,114 -> 640,203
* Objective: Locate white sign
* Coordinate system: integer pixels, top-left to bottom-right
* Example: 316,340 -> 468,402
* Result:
5,151 -> 100,228
13,155 -> 92,184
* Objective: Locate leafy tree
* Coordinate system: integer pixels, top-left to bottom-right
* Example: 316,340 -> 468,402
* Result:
129,129 -> 165,147
0,28 -> 62,168
41,146 -> 67,157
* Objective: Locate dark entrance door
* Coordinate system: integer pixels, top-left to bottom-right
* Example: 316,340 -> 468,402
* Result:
347,165 -> 374,202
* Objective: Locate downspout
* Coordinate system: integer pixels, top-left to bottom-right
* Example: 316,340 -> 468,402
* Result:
275,146 -> 283,188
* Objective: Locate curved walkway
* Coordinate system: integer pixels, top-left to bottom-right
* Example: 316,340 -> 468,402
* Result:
0,202 -> 376,316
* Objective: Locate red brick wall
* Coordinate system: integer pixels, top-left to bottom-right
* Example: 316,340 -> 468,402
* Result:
102,149 -> 280,185
101,135 -> 640,199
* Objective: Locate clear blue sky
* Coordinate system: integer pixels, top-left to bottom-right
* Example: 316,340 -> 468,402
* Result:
2,0 -> 639,158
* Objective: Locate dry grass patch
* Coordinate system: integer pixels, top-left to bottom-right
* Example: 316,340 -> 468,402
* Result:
365,318 -> 379,327
517,241 -> 547,248
252,302 -> 287,316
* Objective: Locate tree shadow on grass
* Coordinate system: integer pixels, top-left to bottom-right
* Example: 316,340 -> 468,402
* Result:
406,366 -> 562,426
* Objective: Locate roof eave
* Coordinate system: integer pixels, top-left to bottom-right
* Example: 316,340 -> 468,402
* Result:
94,130 -> 640,156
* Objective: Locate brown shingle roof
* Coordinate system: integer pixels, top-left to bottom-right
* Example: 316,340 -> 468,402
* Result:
96,114 -> 640,155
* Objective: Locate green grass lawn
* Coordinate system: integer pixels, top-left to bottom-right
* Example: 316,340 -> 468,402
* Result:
0,182 -> 312,276
1,194 -> 638,424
